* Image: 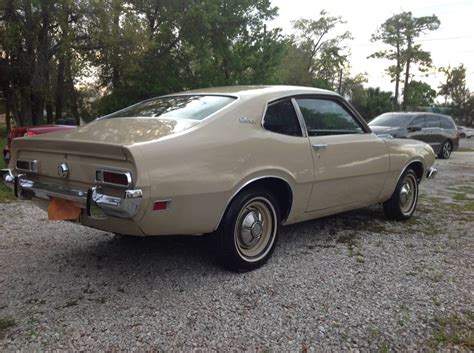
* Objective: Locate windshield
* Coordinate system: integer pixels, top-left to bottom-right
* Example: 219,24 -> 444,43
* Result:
369,113 -> 414,127
104,95 -> 236,121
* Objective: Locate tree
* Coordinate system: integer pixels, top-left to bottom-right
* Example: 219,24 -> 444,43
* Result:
277,11 -> 352,89
404,80 -> 436,108
370,12 -> 440,111
439,65 -> 473,126
350,87 -> 393,121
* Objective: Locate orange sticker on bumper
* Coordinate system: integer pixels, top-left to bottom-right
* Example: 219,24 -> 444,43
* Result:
48,198 -> 81,221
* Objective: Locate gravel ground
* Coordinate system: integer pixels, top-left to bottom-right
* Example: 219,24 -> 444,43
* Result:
0,152 -> 473,351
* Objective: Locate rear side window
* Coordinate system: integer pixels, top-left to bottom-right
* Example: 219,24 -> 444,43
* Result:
296,98 -> 364,136
263,100 -> 302,137
426,115 -> 440,128
440,117 -> 455,129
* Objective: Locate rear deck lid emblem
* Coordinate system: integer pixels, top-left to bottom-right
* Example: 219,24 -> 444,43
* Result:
58,163 -> 69,178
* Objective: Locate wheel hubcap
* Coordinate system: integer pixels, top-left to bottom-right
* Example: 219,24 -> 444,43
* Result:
235,198 -> 276,261
399,174 -> 417,214
443,143 -> 451,158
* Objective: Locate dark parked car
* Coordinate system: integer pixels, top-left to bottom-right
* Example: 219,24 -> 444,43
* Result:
369,112 -> 459,159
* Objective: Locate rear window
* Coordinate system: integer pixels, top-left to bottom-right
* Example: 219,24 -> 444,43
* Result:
369,113 -> 413,127
104,95 -> 236,121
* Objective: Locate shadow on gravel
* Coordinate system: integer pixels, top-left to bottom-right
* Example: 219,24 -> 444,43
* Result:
36,205 -> 388,287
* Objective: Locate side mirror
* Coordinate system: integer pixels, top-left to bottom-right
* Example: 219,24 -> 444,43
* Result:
408,126 -> 421,132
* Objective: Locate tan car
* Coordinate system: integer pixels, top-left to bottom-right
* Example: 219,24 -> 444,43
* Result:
2,86 -> 437,271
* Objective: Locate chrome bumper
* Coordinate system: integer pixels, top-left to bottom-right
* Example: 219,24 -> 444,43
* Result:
1,169 -> 142,219
426,166 -> 438,179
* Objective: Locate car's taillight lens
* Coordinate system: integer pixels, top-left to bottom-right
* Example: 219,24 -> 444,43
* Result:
96,170 -> 131,187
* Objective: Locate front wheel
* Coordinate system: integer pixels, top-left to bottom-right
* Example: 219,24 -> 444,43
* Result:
215,188 -> 280,272
439,140 -> 452,159
383,168 -> 419,220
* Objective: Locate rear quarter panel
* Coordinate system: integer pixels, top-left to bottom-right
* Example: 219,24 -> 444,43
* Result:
130,98 -> 315,235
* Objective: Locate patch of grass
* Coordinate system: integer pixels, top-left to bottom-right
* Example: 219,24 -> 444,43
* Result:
0,317 -> 16,330
430,312 -> 474,349
453,192 -> 474,201
0,123 -> 14,202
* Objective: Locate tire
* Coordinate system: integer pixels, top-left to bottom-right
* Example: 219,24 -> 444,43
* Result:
438,140 -> 452,159
383,168 -> 419,221
460,133 -> 466,138
215,187 -> 280,272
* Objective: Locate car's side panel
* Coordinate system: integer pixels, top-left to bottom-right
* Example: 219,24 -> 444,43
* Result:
132,101 -> 315,235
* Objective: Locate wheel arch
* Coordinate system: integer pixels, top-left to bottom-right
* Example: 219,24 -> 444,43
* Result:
215,175 -> 293,230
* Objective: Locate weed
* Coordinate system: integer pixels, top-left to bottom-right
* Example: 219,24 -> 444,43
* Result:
0,317 -> 16,330
430,312 -> 474,349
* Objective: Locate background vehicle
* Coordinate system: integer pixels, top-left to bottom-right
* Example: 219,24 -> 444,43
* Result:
458,126 -> 474,138
369,112 -> 459,159
3,124 -> 76,162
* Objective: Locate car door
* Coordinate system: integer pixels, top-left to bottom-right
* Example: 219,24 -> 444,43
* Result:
407,115 -> 427,142
294,96 -> 390,212
425,115 -> 442,152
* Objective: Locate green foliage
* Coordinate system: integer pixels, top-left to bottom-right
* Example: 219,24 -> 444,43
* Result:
277,11 -> 352,89
350,87 -> 393,121
439,65 -> 474,126
404,80 -> 436,108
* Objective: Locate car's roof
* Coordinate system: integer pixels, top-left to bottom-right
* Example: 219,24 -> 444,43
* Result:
169,85 -> 338,101
380,111 -> 453,119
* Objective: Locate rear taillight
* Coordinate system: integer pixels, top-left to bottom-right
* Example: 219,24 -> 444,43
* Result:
96,169 -> 131,187
16,159 -> 39,173
25,131 -> 38,137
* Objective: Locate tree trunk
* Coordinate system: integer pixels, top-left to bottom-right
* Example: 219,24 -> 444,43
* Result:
46,103 -> 53,124
55,54 -> 66,122
20,88 -> 33,126
402,39 -> 412,112
5,100 -> 11,132
393,28 -> 401,111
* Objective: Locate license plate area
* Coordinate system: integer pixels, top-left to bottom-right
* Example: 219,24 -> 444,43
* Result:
48,198 -> 81,221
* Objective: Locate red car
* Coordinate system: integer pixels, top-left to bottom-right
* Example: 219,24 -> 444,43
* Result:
3,125 -> 76,162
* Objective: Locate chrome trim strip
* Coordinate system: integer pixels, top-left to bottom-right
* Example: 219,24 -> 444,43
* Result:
291,98 -> 309,138
214,175 -> 293,231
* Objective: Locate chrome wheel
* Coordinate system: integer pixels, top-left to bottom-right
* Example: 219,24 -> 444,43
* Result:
442,141 -> 452,159
399,173 -> 417,215
234,197 -> 277,262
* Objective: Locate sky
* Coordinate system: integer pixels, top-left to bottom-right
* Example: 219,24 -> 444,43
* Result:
269,0 -> 474,98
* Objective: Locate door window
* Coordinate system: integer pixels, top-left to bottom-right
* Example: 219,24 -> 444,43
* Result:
426,115 -> 440,128
411,116 -> 426,128
296,98 -> 364,136
263,99 -> 302,137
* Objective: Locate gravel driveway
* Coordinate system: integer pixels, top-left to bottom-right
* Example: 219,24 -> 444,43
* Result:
1,152 -> 473,351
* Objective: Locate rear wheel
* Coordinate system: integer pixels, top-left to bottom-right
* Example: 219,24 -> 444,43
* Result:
439,140 -> 452,159
216,187 -> 280,272
460,133 -> 466,138
383,168 -> 418,220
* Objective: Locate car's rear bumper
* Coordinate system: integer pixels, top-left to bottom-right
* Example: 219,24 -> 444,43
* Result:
426,166 -> 438,179
1,169 -> 143,219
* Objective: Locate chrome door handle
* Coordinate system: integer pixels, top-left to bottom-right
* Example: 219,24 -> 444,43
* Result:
312,143 -> 328,150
